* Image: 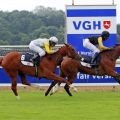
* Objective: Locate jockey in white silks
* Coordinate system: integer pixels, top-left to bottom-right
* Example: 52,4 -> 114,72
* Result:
82,31 -> 110,66
29,36 -> 58,62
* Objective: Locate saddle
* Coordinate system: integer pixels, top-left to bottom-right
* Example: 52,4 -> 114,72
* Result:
21,52 -> 40,67
81,53 -> 101,68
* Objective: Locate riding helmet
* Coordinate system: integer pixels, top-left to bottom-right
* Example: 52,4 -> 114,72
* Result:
101,31 -> 110,39
49,36 -> 58,44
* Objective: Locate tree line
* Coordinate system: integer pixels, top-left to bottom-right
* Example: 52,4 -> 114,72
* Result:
0,6 -> 120,45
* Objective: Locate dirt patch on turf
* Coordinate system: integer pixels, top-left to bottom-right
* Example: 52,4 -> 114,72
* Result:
0,86 -> 120,92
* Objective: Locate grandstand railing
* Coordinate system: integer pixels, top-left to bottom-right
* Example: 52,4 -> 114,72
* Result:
0,44 -> 63,56
0,44 -> 120,63
0,44 -> 120,86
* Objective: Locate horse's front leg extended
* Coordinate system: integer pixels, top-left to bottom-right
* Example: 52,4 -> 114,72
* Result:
45,69 -> 66,96
114,76 -> 120,84
45,81 -> 58,96
50,83 -> 60,96
44,71 -> 78,92
104,69 -> 120,84
64,84 -> 72,96
49,69 -> 65,96
113,73 -> 120,84
44,71 -> 71,87
64,75 -> 78,96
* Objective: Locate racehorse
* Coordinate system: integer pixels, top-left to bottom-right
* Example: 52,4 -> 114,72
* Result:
0,44 -> 80,98
45,44 -> 120,96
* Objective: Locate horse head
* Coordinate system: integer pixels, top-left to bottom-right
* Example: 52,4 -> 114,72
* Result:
62,43 -> 80,60
44,44 -> 80,63
113,44 -> 120,56
101,44 -> 120,60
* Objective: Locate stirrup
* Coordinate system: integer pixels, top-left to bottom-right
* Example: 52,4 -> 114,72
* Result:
90,63 -> 98,66
32,55 -> 40,66
90,61 -> 98,67
32,55 -> 39,62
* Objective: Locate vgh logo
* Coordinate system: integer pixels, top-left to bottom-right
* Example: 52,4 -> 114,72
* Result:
103,21 -> 111,29
73,21 -> 101,30
73,20 -> 111,30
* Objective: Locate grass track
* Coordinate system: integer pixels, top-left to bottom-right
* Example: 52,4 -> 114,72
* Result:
0,90 -> 120,120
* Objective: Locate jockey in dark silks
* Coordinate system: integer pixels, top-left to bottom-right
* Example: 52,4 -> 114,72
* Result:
83,31 -> 110,66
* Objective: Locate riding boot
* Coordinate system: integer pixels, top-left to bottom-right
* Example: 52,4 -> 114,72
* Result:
78,54 -> 82,60
32,54 -> 40,66
91,52 -> 99,66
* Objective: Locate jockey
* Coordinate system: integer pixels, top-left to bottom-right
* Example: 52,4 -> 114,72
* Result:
29,36 -> 58,62
83,31 -> 110,66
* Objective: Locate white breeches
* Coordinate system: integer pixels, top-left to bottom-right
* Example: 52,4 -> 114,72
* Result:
29,42 -> 45,57
83,39 -> 100,54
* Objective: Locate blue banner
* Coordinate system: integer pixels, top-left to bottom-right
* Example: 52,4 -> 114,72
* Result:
67,9 -> 116,17
66,5 -> 118,84
66,5 -> 117,56
0,67 -> 119,84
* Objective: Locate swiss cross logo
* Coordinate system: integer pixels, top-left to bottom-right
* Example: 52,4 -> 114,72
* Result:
103,21 -> 111,29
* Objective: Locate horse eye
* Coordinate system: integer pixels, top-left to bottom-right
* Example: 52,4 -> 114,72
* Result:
72,48 -> 75,51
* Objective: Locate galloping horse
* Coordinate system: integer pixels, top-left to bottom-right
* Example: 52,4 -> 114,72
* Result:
0,44 -> 80,98
45,44 -> 120,96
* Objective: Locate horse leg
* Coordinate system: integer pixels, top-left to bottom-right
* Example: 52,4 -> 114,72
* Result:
19,72 -> 41,89
11,77 -> 20,99
64,84 -> 72,96
64,75 -> 78,96
50,82 -> 61,96
64,76 -> 78,96
44,71 -> 72,88
104,68 -> 120,84
45,81 -> 58,96
19,72 -> 31,86
46,69 -> 65,96
113,74 -> 120,84
5,70 -> 20,99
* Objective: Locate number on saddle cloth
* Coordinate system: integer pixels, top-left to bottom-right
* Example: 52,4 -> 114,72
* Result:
81,54 -> 101,65
81,55 -> 92,63
21,52 -> 40,67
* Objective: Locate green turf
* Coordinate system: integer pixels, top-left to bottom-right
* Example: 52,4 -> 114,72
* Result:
0,90 -> 120,120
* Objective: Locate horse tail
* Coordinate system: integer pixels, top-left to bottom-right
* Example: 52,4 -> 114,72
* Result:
0,57 -> 3,66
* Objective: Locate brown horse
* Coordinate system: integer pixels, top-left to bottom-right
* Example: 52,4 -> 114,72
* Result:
45,44 -> 120,96
0,44 -> 80,98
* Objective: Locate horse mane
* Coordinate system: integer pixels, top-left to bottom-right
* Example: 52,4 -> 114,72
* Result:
115,43 -> 120,46
100,49 -> 113,54
44,45 -> 65,58
100,44 -> 120,54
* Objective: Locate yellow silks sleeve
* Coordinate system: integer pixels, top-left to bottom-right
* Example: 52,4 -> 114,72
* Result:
98,37 -> 110,50
44,42 -> 54,54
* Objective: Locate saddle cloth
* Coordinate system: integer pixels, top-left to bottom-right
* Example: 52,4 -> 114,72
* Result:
21,52 -> 34,66
80,61 -> 91,68
81,54 -> 101,68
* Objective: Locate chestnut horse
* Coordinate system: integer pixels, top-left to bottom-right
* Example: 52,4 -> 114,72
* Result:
45,44 -> 120,96
0,44 -> 80,98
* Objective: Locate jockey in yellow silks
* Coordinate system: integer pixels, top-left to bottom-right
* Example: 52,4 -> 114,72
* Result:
29,36 -> 58,62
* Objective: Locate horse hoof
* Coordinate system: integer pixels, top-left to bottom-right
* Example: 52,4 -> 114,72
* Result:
16,96 -> 20,100
50,93 -> 53,96
31,83 -> 40,89
73,87 -> 78,92
69,84 -> 76,90
45,93 -> 48,96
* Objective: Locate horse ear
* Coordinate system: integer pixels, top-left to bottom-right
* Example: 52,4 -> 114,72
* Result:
64,43 -> 67,46
116,44 -> 120,46
64,43 -> 69,47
